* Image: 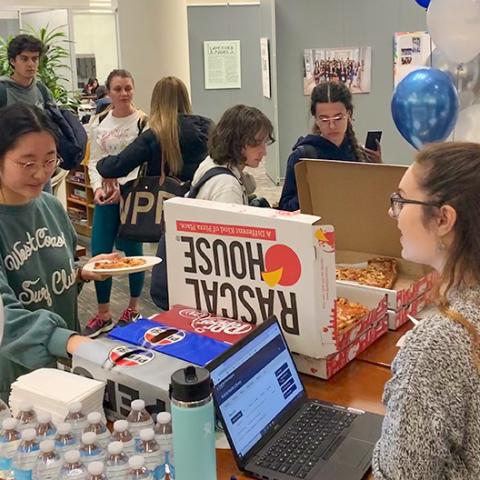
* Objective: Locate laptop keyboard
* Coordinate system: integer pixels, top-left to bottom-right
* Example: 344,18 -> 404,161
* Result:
254,401 -> 357,478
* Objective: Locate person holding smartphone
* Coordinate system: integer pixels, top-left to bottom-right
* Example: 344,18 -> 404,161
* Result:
278,81 -> 381,211
87,69 -> 148,338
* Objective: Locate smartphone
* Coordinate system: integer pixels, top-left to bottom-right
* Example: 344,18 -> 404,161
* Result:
365,131 -> 382,151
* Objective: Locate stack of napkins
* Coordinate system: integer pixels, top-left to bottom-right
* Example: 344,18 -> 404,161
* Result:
9,368 -> 106,425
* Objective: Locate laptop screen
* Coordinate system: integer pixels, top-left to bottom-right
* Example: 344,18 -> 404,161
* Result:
210,320 -> 305,459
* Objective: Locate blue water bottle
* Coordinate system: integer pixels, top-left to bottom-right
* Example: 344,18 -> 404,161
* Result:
170,365 -> 216,480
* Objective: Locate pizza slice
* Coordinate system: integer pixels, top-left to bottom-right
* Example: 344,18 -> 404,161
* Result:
336,297 -> 370,333
94,258 -> 146,269
336,257 -> 398,289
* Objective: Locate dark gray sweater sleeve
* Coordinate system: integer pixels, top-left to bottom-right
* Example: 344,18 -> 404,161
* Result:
372,311 -> 480,479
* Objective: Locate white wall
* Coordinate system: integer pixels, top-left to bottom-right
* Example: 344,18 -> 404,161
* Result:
117,0 -> 190,113
72,12 -> 118,86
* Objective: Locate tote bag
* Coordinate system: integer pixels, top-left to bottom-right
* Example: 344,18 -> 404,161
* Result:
118,160 -> 190,243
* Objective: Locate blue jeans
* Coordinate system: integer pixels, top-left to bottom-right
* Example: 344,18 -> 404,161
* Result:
91,203 -> 144,304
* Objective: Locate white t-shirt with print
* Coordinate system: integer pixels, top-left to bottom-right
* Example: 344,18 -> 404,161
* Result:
88,110 -> 146,192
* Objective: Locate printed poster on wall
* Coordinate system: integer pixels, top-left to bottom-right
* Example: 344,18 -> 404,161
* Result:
204,40 -> 241,90
260,37 -> 271,98
394,31 -> 433,86
303,46 -> 372,95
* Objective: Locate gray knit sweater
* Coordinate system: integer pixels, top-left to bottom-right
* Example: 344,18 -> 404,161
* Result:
372,288 -> 480,480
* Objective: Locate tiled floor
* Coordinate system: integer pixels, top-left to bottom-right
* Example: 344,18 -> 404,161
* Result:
77,163 -> 283,329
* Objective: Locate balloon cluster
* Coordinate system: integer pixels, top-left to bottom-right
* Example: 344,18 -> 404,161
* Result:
392,0 -> 480,148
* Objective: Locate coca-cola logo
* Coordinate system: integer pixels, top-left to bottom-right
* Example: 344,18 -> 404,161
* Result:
191,317 -> 253,335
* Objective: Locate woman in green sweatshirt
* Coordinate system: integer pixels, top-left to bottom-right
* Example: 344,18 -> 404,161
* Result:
0,103 -> 113,401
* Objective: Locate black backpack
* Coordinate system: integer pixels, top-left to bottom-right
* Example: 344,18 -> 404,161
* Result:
0,80 -> 87,171
188,166 -> 236,198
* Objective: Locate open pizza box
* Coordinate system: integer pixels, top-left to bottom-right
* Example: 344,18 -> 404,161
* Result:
293,315 -> 388,379
164,197 -> 387,360
296,159 -> 435,312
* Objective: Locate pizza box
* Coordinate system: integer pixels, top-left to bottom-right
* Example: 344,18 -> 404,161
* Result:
296,159 -> 434,311
164,197 -> 386,359
293,314 -> 388,380
387,291 -> 430,330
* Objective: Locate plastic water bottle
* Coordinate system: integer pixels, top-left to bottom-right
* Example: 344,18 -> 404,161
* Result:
84,413 -> 110,448
55,423 -> 79,457
106,441 -> 129,480
127,400 -> 153,438
36,413 -> 57,440
112,420 -> 136,456
64,403 -> 88,440
59,450 -> 87,480
0,399 -> 10,423
15,401 -> 38,431
33,439 -> 62,480
127,455 -> 153,480
79,432 -> 106,466
0,418 -> 21,478
170,366 -> 217,480
155,412 -> 174,475
87,460 -> 107,480
12,427 -> 40,479
137,429 -> 162,478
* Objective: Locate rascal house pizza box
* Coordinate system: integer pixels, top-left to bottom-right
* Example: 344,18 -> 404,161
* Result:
296,159 -> 434,311
293,314 -> 388,380
164,197 -> 386,359
387,291 -> 429,330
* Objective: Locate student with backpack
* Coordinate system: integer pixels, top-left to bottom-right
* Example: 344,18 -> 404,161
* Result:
149,104 -> 275,311
85,69 -> 148,338
278,81 -> 381,211
189,104 -> 274,203
0,34 -> 87,177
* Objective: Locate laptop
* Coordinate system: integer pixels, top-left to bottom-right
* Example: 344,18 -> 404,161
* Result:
208,316 -> 383,480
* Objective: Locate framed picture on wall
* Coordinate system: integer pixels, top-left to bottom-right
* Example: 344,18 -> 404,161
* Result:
303,46 -> 372,95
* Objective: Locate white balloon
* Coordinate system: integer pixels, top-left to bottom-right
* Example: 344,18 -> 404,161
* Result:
452,104 -> 480,142
427,0 -> 480,64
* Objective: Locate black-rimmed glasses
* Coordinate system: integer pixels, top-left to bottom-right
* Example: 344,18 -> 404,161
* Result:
389,192 -> 440,218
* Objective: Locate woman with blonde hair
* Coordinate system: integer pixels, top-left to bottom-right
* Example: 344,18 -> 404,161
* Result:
97,76 -> 212,182
373,142 -> 480,479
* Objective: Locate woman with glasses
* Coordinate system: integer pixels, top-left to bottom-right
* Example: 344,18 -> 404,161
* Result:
373,142 -> 480,479
0,103 -> 114,401
279,81 -> 380,211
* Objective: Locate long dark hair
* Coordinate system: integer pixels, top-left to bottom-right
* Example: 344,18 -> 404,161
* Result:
416,142 -> 480,369
209,104 -> 275,168
0,103 -> 57,165
310,81 -> 367,162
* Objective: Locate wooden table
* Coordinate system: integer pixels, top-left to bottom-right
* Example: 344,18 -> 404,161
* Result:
357,322 -> 412,368
216,359 -> 391,480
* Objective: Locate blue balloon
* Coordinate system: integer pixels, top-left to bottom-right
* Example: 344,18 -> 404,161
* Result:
391,68 -> 459,149
415,0 -> 430,8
